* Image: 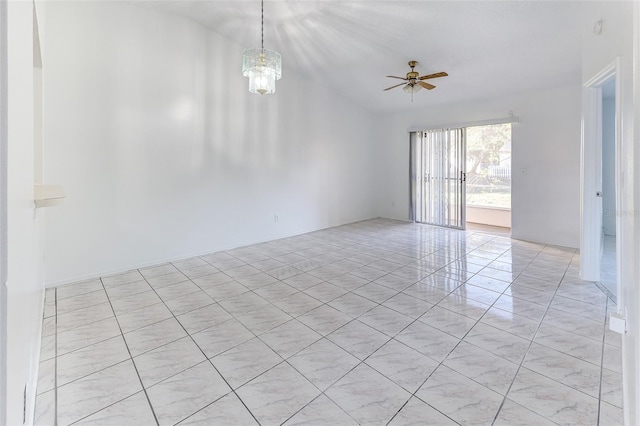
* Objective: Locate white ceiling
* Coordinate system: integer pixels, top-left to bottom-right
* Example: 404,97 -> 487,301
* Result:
140,1 -> 590,112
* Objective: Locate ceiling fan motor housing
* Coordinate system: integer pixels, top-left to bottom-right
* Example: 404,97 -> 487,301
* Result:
407,61 -> 419,81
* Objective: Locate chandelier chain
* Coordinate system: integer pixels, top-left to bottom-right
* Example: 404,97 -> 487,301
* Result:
261,0 -> 264,50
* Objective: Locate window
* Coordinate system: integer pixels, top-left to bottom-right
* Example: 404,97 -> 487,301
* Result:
466,123 -> 512,209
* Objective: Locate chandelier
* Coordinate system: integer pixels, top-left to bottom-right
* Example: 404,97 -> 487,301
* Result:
242,0 -> 282,95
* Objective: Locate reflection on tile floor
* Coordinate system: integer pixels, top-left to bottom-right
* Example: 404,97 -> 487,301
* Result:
35,219 -> 623,425
599,234 -> 617,299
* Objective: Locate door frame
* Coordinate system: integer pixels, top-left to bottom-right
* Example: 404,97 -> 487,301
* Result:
580,58 -> 622,302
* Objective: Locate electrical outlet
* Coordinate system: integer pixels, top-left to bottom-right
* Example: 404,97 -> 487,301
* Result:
273,214 -> 279,223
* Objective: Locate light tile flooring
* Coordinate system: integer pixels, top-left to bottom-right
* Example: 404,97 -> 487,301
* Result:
599,235 -> 617,299
35,219 -> 623,426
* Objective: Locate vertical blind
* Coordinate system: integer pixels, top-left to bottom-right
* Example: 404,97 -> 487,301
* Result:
410,128 -> 466,229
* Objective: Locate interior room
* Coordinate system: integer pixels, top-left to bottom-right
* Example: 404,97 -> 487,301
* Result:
2,1 -> 639,425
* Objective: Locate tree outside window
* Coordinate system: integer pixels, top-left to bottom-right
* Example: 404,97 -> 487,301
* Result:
466,123 -> 511,209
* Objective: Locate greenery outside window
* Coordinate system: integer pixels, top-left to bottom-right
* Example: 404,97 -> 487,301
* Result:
466,123 -> 512,209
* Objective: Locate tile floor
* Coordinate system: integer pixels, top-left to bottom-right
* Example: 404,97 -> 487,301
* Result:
34,219 -> 623,425
599,235 -> 617,300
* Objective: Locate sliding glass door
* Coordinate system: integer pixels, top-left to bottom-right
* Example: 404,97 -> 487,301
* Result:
410,128 -> 466,229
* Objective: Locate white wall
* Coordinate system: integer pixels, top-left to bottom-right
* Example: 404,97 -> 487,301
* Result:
4,1 -> 46,425
375,84 -> 582,248
581,2 -> 636,424
0,0 -> 7,422
602,96 -> 616,236
634,4 -> 640,426
42,2 -> 377,285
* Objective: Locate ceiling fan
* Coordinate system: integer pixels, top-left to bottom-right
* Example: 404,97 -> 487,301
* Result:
384,60 -> 448,94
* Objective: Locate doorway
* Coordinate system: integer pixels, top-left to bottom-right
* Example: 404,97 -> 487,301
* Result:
465,123 -> 512,230
599,78 -> 617,298
580,59 -> 621,303
409,128 -> 466,229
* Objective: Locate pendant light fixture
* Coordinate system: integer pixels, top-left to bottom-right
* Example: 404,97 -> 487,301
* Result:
242,0 -> 282,95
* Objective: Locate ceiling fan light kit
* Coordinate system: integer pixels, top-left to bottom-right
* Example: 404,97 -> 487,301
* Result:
385,60 -> 448,100
403,83 -> 422,94
242,0 -> 282,95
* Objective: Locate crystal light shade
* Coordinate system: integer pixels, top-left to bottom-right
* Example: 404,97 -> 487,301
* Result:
403,83 -> 422,94
242,48 -> 282,95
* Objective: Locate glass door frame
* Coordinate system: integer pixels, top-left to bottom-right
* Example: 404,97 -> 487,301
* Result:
410,128 -> 466,230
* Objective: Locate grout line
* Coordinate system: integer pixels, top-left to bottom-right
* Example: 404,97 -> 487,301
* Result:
597,298 -> 613,426
139,270 -> 264,426
63,360 -> 145,425
489,249 -> 578,425
180,247 -> 409,424
407,233 -> 568,420
384,237 -> 537,424
98,278 -> 160,426
281,232 -> 519,425
45,220 -> 593,426
594,280 -> 617,304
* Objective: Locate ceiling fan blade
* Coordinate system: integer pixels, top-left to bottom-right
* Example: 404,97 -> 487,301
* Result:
419,72 -> 448,80
386,76 -> 408,80
418,81 -> 436,90
383,82 -> 406,91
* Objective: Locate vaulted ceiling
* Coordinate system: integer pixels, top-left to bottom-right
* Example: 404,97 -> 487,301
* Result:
141,1 -> 590,112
